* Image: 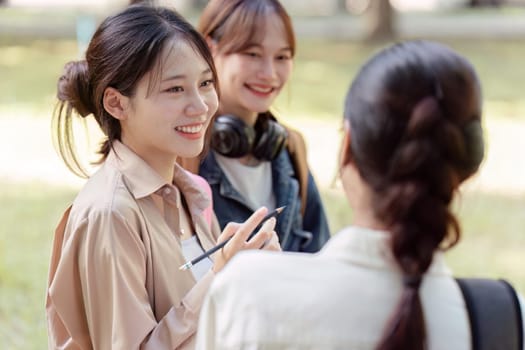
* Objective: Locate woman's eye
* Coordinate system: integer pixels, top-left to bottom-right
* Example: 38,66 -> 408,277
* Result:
201,79 -> 215,88
276,54 -> 291,61
244,52 -> 259,58
166,86 -> 184,93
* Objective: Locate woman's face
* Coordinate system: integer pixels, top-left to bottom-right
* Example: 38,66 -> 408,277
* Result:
212,12 -> 293,124
119,39 -> 219,166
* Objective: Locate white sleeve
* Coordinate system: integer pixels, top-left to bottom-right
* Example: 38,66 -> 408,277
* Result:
195,291 -> 218,350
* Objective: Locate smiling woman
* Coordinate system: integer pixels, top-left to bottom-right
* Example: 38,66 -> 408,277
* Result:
179,0 -> 331,254
46,3 -> 281,349
114,39 -> 218,169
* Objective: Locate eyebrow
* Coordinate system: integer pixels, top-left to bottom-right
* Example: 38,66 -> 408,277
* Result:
161,68 -> 212,82
244,43 -> 292,52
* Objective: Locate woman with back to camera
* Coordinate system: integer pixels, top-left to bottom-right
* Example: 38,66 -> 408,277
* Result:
195,40 -> 525,349
46,4 -> 280,349
180,0 -> 330,253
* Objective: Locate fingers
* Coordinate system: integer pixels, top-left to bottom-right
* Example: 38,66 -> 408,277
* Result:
217,222 -> 241,244
227,207 -> 268,247
261,231 -> 281,251
245,217 -> 276,250
214,207 -> 281,273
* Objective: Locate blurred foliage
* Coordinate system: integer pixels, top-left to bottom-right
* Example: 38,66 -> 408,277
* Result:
275,38 -> 525,121
2,37 -> 525,119
0,39 -> 77,111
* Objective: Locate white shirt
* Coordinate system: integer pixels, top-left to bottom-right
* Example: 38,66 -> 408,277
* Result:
196,226 -> 525,350
181,235 -> 214,281
214,152 -> 276,211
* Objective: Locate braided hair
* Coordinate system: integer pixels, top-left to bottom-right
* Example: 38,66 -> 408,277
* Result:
342,40 -> 484,350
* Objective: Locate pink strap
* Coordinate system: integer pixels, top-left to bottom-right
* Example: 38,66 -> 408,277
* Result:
186,171 -> 213,228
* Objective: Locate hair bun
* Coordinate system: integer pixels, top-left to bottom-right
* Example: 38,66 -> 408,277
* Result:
57,60 -> 93,117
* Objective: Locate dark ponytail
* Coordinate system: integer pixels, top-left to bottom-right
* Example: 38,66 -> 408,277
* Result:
53,60 -> 94,177
343,40 -> 484,350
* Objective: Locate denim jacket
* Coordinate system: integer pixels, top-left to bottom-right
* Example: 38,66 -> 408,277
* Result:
199,150 -> 330,253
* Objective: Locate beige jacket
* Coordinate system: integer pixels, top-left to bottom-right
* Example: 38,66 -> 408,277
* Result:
46,141 -> 221,349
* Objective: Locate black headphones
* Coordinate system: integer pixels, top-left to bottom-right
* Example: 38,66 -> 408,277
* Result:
211,114 -> 288,161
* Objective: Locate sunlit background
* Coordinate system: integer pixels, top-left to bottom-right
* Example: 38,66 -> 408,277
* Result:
1,0 -> 524,348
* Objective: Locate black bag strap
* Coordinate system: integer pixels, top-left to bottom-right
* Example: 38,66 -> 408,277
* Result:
456,278 -> 523,350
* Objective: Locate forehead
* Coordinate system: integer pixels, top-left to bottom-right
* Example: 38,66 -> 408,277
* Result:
141,38 -> 210,93
251,12 -> 290,49
159,39 -> 209,75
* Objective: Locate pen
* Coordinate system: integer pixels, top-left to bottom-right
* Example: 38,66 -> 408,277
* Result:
179,206 -> 285,271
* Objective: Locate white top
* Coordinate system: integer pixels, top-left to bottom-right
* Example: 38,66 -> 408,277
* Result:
181,235 -> 213,281
196,225 -> 525,350
214,152 -> 276,211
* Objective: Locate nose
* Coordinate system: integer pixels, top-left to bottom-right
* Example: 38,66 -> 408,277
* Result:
185,91 -> 209,117
256,57 -> 276,80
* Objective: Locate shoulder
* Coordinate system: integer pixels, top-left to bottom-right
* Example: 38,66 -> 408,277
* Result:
69,166 -> 143,236
284,125 -> 307,151
210,250 -> 317,299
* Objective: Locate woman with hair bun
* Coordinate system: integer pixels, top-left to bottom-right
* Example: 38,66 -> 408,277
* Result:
46,4 -> 280,349
195,40 -> 524,349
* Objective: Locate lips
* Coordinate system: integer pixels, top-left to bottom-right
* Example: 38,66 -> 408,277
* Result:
245,83 -> 275,95
174,123 -> 204,134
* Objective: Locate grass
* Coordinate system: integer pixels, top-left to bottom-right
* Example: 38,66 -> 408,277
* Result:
1,33 -> 524,349
0,183 -> 76,349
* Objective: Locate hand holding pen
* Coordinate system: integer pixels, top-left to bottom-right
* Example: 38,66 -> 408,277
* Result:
179,206 -> 284,272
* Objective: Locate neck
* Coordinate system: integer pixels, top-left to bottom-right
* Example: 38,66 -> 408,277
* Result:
149,156 -> 176,184
351,207 -> 387,231
341,162 -> 388,231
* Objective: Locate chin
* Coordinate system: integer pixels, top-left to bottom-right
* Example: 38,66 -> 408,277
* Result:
178,150 -> 203,159
178,146 -> 204,159
242,95 -> 277,113
247,102 -> 274,114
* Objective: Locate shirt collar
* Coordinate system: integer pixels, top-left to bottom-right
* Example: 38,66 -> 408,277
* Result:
106,141 -> 210,214
107,141 -> 166,198
321,225 -> 452,277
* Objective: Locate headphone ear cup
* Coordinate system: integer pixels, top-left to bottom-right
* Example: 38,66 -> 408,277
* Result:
211,115 -> 255,158
252,119 -> 288,161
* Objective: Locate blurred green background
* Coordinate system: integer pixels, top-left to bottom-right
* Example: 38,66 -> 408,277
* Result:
1,1 -> 525,348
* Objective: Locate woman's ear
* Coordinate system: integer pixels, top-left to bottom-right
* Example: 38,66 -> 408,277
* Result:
205,36 -> 218,56
339,120 -> 353,168
103,87 -> 129,120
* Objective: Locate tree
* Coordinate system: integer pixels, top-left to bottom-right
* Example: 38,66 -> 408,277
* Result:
364,0 -> 396,42
468,0 -> 503,6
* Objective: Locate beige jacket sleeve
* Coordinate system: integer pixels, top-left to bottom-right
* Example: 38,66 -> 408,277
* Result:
47,208 -> 214,350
